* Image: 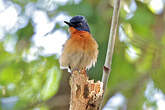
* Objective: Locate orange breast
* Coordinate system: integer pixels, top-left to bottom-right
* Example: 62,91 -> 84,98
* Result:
69,27 -> 96,51
60,27 -> 98,70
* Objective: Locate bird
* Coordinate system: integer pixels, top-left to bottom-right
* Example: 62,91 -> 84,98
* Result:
59,16 -> 98,73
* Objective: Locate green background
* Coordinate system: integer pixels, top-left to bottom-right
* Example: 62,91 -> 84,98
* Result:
0,0 -> 165,110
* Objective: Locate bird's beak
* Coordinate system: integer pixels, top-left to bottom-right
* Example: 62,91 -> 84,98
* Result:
64,21 -> 73,27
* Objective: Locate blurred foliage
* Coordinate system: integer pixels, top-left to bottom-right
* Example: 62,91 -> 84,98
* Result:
16,21 -> 34,53
0,0 -> 165,110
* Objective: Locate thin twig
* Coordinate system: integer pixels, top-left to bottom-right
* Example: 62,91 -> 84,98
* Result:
100,0 -> 121,109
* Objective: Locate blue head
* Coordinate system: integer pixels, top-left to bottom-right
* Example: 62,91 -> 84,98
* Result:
64,16 -> 90,33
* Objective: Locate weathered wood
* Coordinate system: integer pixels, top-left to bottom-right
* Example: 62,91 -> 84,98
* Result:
69,71 -> 103,110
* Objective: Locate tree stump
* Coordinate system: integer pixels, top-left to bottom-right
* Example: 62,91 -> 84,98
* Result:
69,71 -> 103,110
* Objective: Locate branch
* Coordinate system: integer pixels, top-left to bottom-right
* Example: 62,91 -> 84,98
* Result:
100,0 -> 121,109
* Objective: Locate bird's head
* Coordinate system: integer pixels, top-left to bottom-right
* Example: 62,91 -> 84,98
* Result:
64,16 -> 90,33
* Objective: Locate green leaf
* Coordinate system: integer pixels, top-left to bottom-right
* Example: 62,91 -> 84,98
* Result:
13,0 -> 38,7
17,21 -> 34,41
16,21 -> 34,53
0,64 -> 22,85
56,1 -> 93,17
40,67 -> 61,100
128,1 -> 155,39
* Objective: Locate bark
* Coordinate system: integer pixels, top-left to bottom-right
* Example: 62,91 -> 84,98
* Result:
69,71 -> 103,110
